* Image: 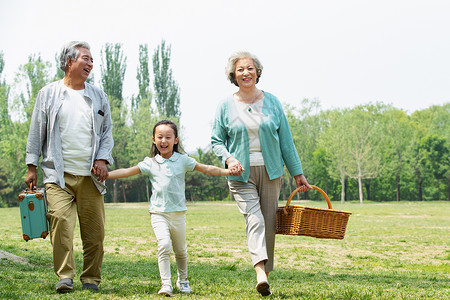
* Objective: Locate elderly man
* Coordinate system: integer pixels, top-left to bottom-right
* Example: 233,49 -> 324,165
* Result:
25,41 -> 114,293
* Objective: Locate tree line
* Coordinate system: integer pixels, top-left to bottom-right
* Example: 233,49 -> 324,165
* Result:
0,43 -> 448,207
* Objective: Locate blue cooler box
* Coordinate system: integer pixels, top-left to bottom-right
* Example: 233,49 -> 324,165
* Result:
18,188 -> 49,241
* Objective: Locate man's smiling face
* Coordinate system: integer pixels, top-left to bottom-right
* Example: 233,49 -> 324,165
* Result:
68,47 -> 93,82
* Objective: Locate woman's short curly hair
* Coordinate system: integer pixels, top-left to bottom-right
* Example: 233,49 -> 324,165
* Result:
225,51 -> 263,87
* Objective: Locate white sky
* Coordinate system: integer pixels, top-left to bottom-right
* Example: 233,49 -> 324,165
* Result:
1,0 -> 449,152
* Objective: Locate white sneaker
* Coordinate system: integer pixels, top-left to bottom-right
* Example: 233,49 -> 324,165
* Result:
176,279 -> 192,294
158,284 -> 173,297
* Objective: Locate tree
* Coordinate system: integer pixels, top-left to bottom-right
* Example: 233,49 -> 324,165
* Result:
408,104 -> 450,201
1,55 -> 51,205
311,147 -> 334,196
185,148 -> 229,201
0,51 -> 10,127
53,52 -> 65,81
421,135 -> 449,200
134,44 -> 151,110
152,40 -> 180,118
15,54 -> 51,120
100,43 -> 128,203
381,107 -> 412,201
101,43 -> 127,101
0,51 -> 4,76
124,44 -> 156,203
345,104 -> 384,202
319,108 -> 353,203
424,104 -> 450,201
127,93 -> 157,202
0,51 -> 12,206
407,134 -> 426,201
286,99 -> 325,200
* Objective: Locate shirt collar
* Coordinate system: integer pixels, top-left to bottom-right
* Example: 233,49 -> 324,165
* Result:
59,79 -> 93,100
154,153 -> 180,163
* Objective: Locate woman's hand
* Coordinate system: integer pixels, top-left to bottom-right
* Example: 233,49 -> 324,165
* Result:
294,174 -> 312,192
226,157 -> 244,176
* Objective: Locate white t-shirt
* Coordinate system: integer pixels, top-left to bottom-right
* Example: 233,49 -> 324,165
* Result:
58,86 -> 93,176
234,98 -> 265,166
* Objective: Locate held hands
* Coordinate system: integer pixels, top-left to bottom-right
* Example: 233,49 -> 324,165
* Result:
92,160 -> 109,182
294,174 -> 312,193
228,167 -> 244,176
226,157 -> 245,176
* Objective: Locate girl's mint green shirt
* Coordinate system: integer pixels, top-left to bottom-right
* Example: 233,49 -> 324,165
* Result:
211,91 -> 303,183
137,153 -> 197,213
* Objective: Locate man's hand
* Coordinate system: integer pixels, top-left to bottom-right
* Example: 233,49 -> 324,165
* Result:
25,165 -> 37,189
93,160 -> 108,182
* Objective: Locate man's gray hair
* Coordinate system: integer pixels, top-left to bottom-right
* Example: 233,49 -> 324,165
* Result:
225,51 -> 263,87
59,41 -> 90,72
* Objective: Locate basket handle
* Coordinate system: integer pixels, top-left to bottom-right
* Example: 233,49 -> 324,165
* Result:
283,185 -> 332,214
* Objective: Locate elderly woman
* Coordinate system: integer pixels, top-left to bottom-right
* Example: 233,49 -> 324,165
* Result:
211,51 -> 311,296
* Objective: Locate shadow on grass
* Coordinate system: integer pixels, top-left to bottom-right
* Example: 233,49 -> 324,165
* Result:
1,247 -> 448,299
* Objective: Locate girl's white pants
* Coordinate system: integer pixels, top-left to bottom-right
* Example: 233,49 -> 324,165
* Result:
150,211 -> 188,285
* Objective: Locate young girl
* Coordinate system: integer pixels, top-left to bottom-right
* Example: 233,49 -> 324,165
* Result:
108,120 -> 243,297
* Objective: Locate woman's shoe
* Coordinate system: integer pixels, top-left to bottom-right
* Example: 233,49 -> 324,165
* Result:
256,280 -> 272,296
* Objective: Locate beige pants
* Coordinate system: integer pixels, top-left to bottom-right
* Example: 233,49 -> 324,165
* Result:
45,173 -> 105,285
228,166 -> 281,272
151,212 -> 188,285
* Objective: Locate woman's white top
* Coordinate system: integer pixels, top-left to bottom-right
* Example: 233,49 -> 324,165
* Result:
234,98 -> 265,166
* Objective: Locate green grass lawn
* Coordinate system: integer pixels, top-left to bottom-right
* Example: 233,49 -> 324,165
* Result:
0,200 -> 449,299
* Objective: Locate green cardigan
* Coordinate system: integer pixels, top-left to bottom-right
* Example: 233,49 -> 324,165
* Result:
211,91 -> 303,183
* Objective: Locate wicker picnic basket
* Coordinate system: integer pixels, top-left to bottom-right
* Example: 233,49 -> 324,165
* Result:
276,185 -> 351,239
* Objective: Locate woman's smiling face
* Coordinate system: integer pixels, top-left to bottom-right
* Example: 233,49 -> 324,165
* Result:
152,124 -> 179,159
234,57 -> 257,88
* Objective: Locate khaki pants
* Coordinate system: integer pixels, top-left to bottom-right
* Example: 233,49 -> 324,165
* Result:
45,173 -> 105,285
228,166 -> 281,272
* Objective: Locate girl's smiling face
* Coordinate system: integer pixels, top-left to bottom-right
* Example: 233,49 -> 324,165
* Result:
152,124 -> 179,159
